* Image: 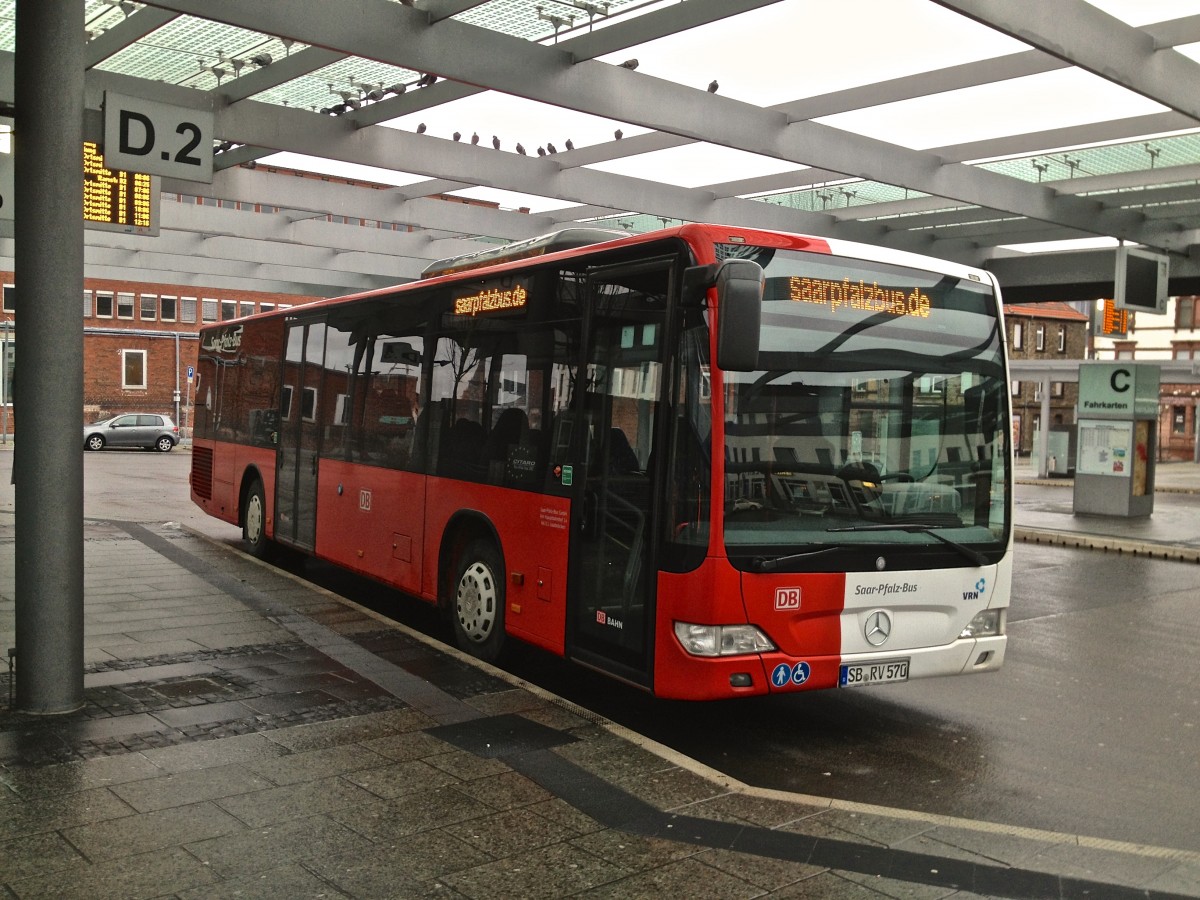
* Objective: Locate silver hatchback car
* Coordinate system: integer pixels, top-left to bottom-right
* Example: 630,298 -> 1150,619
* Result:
84,413 -> 179,452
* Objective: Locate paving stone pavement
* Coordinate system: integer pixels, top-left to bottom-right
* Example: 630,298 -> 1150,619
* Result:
2,515 -> 1199,899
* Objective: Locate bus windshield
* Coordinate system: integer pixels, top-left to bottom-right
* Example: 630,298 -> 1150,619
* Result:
718,245 -> 1009,571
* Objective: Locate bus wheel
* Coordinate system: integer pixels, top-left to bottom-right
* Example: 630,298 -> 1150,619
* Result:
452,540 -> 506,663
243,479 -> 275,560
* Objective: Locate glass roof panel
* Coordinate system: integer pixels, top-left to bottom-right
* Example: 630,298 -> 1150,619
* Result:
452,0 -> 650,43
977,131 -> 1200,182
95,15 -> 283,88
277,58 -> 422,114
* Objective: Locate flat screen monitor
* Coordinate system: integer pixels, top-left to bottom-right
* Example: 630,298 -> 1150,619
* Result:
1114,245 -> 1168,314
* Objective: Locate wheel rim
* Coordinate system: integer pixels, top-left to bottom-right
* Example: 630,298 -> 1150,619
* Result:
87,436 -> 103,450
157,437 -> 172,451
456,559 -> 498,644
245,492 -> 264,544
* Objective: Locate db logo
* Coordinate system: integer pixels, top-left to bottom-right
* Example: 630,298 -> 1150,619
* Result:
596,610 -> 607,625
359,489 -> 372,511
774,587 -> 802,611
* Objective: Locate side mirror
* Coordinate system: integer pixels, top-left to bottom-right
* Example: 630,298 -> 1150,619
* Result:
715,259 -> 764,372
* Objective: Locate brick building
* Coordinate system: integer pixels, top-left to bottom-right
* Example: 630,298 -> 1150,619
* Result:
0,275 -> 320,439
1004,302 -> 1090,456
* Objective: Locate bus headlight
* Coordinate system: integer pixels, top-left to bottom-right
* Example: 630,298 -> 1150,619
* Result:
674,622 -> 776,657
960,609 -> 1004,639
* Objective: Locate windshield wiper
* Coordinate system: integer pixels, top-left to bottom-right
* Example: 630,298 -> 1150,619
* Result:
750,545 -> 840,573
827,523 -> 989,567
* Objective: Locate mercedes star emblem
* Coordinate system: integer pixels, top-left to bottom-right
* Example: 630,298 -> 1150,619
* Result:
864,609 -> 892,647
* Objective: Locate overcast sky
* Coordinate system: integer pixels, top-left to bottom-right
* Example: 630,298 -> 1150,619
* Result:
262,0 -> 1200,250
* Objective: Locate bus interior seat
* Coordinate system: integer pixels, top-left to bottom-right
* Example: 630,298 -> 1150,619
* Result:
442,418 -> 485,477
486,408 -> 528,462
607,427 -> 641,475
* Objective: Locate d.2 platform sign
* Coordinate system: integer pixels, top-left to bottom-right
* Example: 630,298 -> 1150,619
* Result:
103,91 -> 214,184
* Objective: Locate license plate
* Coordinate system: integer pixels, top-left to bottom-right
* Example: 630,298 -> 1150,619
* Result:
839,659 -> 909,687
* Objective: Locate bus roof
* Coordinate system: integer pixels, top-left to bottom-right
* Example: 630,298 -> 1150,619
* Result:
420,227 -> 628,279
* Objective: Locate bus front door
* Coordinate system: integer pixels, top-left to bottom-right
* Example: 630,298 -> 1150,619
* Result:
275,320 -> 325,552
566,259 -> 671,687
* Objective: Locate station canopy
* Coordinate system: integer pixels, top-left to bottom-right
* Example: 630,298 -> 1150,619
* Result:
4,0 -> 1200,299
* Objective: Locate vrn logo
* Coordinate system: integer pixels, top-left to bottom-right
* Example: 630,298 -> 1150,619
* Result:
962,577 -> 987,601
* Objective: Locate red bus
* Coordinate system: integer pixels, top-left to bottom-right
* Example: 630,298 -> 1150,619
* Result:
191,224 -> 1011,700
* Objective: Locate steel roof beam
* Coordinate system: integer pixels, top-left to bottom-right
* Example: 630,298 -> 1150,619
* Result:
930,0 -> 1200,123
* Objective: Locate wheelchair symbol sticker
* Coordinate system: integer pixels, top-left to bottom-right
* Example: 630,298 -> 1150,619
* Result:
771,662 -> 811,688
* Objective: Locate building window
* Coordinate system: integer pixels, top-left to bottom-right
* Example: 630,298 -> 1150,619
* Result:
1012,322 -> 1024,350
83,290 -> 92,317
240,301 -> 254,318
140,293 -> 157,321
1051,381 -> 1064,398
1057,327 -> 1066,352
301,386 -> 317,422
1172,343 -> 1199,359
1035,324 -> 1045,350
160,296 -> 177,322
1010,380 -> 1021,396
122,350 -> 147,389
1173,405 -> 1188,434
117,292 -> 135,320
202,299 -> 218,322
180,297 -> 197,324
281,385 -> 293,420
261,303 -> 274,313
2,284 -> 14,313
96,292 -> 114,318
221,300 -> 237,321
1176,296 -> 1198,330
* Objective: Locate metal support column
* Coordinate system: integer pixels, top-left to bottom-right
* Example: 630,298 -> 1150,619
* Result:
13,0 -> 86,713
1036,376 -> 1051,478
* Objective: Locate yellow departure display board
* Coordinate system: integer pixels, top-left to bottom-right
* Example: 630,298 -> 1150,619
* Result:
1098,299 -> 1130,337
83,141 -> 159,235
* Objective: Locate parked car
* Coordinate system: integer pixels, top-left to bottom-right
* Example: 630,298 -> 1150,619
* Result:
84,413 -> 179,452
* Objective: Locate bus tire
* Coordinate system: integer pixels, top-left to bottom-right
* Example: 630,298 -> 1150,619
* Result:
242,478 -> 275,560
451,539 -> 507,663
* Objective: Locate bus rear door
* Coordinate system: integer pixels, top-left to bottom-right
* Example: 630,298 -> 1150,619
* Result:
275,319 -> 325,552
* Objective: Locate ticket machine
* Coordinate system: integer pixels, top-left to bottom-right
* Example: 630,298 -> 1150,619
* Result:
1073,363 -> 1159,517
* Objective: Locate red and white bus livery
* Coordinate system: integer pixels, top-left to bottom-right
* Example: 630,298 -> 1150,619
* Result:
191,224 -> 1011,700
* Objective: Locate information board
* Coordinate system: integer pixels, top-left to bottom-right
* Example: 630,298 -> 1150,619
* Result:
1096,299 -> 1130,337
1076,420 -> 1133,477
83,141 -> 159,235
